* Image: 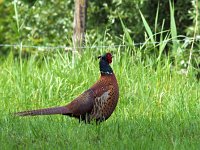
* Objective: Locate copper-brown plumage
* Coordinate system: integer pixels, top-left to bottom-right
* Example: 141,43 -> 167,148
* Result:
15,52 -> 119,123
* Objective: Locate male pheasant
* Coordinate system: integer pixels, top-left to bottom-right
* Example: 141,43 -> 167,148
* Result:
16,52 -> 119,123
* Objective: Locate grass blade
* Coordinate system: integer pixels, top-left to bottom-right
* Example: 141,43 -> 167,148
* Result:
169,0 -> 178,53
139,10 -> 155,47
120,18 -> 134,46
13,0 -> 19,32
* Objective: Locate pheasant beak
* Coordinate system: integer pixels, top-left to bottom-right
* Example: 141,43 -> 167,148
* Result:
97,55 -> 102,59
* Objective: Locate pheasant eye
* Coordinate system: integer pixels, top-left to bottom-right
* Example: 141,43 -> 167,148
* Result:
106,53 -> 112,64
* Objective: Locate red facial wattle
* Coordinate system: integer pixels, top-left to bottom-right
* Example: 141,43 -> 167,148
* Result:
106,53 -> 112,64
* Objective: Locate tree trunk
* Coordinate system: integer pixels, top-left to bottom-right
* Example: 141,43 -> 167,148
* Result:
73,0 -> 87,50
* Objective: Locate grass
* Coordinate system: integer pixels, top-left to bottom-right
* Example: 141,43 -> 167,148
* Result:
0,49 -> 199,149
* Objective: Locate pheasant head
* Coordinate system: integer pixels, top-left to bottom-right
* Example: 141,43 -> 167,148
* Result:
98,52 -> 113,75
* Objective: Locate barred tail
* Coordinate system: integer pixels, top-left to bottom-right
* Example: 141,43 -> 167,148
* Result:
15,106 -> 70,116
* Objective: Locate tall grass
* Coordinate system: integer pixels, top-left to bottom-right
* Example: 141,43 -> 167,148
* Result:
0,48 -> 199,149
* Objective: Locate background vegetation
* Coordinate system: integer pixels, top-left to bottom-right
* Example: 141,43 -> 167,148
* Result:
0,0 -> 199,45
0,0 -> 200,149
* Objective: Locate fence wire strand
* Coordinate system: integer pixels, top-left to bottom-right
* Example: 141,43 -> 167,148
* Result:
0,36 -> 200,50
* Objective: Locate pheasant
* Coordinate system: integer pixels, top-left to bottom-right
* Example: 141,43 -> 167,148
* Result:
16,52 -> 119,123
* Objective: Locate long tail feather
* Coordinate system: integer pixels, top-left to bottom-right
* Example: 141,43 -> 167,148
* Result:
15,106 -> 70,116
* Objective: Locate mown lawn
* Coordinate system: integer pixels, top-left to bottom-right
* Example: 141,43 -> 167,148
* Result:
0,49 -> 199,149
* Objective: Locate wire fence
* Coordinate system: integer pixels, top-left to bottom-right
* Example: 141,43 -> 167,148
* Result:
0,36 -> 200,51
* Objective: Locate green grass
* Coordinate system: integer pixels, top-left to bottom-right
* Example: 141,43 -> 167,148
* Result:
0,49 -> 199,149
